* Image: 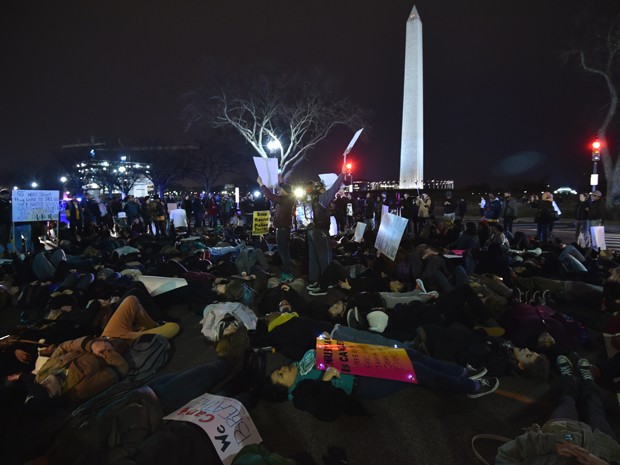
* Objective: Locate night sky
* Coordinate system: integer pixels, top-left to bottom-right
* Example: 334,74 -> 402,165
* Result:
0,0 -> 612,189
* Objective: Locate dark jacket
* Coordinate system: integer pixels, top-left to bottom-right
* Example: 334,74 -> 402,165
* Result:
535,201 -> 555,225
260,185 -> 297,228
312,173 -> 345,229
588,199 -> 605,221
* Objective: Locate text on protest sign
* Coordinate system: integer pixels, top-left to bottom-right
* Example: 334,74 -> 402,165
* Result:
252,211 -> 270,235
315,338 -> 417,384
164,392 -> 262,465
12,190 -> 60,222
374,212 -> 408,261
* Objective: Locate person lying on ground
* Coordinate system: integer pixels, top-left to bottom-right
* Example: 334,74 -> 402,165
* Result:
21,328 -> 253,465
496,355 -> 620,465
413,324 -> 550,379
265,345 -> 499,421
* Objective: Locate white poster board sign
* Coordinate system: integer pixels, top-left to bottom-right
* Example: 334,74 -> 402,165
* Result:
164,393 -> 262,465
382,204 -> 389,216
12,190 -> 60,222
346,128 -> 364,153
137,275 -> 188,296
591,226 -> 607,251
319,173 -> 341,191
329,216 -> 338,236
374,212 -> 408,261
353,222 -> 366,243
253,157 -> 279,189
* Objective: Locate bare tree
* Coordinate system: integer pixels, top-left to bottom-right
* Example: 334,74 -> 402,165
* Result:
131,144 -> 198,198
183,69 -> 368,177
188,133 -> 243,193
566,4 -> 620,212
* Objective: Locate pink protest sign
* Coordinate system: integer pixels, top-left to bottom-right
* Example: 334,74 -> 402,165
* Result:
315,338 -> 417,384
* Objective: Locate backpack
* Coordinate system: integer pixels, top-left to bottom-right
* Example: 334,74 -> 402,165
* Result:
124,333 -> 171,384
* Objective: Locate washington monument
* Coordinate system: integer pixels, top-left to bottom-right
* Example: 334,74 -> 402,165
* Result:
399,5 -> 423,189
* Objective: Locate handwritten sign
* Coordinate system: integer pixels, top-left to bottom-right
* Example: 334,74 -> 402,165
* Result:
315,338 -> 416,384
374,212 -> 408,261
12,190 -> 60,222
164,393 -> 262,465
251,211 -> 270,235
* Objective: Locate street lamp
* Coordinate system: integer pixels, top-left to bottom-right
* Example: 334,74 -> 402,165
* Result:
31,182 -> 38,188
60,176 -> 67,183
267,138 -> 282,153
591,138 -> 601,191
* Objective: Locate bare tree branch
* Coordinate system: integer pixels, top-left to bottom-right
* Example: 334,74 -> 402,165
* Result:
183,68 -> 369,177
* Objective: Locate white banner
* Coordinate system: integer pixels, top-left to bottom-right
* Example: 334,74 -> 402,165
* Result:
164,393 -> 262,465
345,128 -> 364,153
12,190 -> 60,222
253,157 -> 279,189
352,222 -> 366,243
374,212 -> 408,261
137,275 -> 188,296
318,173 -> 341,191
591,226 -> 607,251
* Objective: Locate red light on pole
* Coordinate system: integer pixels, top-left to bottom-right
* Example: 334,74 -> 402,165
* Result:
346,162 -> 352,171
592,138 -> 601,162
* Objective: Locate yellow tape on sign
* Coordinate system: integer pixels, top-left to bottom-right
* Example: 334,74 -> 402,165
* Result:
252,211 -> 270,235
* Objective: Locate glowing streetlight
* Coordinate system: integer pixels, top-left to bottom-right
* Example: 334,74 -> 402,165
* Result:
60,176 -> 67,183
118,166 -> 126,173
31,182 -> 38,188
267,138 -> 282,153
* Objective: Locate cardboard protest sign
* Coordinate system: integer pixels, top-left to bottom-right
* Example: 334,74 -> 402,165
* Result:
12,190 -> 60,222
253,157 -> 279,189
164,393 -> 262,465
374,212 -> 408,261
318,173 -> 341,191
591,226 -> 607,251
167,202 -> 177,214
252,211 -> 270,235
137,276 -> 188,296
315,338 -> 416,384
352,222 -> 366,242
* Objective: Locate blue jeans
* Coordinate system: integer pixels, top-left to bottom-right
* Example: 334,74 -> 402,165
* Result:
537,223 -> 550,242
208,244 -> 243,260
149,358 -> 230,414
551,378 -> 616,441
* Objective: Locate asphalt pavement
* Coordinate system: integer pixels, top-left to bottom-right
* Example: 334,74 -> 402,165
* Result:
2,219 -> 620,464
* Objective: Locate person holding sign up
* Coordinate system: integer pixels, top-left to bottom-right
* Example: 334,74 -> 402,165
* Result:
257,176 -> 297,283
306,164 -> 346,292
